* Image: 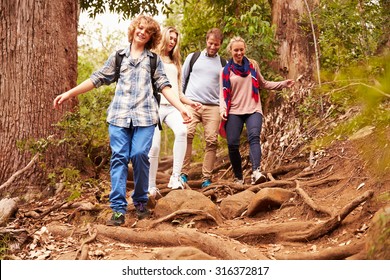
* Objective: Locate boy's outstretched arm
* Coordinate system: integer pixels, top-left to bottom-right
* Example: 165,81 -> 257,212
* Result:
53,79 -> 95,109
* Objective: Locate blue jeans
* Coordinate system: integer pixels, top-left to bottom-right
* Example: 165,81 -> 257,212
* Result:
108,124 -> 155,214
225,112 -> 263,180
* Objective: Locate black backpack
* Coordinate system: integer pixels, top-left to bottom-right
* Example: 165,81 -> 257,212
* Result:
114,49 -> 162,130
183,51 -> 227,93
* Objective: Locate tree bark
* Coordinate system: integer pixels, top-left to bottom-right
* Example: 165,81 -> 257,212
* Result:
270,0 -> 318,82
0,0 -> 79,184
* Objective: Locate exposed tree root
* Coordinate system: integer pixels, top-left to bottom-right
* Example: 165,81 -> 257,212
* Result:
75,226 -> 97,260
158,157 -> 173,171
213,221 -> 314,240
218,165 -> 232,180
247,180 -> 295,192
25,201 -> 68,220
214,160 -> 232,175
46,223 -> 268,260
274,241 -> 365,260
65,202 -> 103,221
295,180 -> 333,216
267,162 -> 309,177
149,209 -> 221,228
300,175 -> 345,187
281,190 -> 374,242
287,163 -> 333,180
267,173 -> 276,181
202,182 -> 245,197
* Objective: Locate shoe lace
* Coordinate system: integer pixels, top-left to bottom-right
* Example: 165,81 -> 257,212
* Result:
136,203 -> 145,212
113,212 -> 123,219
170,177 -> 183,189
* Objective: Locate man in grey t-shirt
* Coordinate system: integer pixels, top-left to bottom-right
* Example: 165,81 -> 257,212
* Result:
180,28 -> 226,188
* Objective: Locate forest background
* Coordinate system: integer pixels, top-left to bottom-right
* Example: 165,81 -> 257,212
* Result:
59,0 -> 390,177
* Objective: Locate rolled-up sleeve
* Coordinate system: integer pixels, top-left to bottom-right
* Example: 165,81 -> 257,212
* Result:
153,55 -> 171,92
90,52 -> 116,88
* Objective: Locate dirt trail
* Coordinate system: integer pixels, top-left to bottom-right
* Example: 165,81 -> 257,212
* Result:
2,133 -> 389,260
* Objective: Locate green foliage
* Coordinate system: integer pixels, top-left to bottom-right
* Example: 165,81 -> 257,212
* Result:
16,137 -> 52,155
60,167 -> 83,201
78,22 -> 128,58
367,209 -> 390,259
158,123 -> 202,162
55,105 -> 110,173
165,0 -> 279,81
159,123 -> 175,157
167,0 -> 224,54
315,0 -> 388,71
378,191 -> 390,202
191,126 -> 207,162
0,234 -> 10,260
311,55 -> 390,176
222,4 -> 278,77
51,166 -> 106,202
167,0 -> 275,64
80,0 -> 166,20
297,92 -> 323,120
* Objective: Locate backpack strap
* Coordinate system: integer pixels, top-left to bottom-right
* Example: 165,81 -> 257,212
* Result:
183,51 -> 227,93
149,51 -> 162,130
188,51 -> 201,76
114,49 -> 125,83
183,51 -> 201,94
150,52 -> 158,102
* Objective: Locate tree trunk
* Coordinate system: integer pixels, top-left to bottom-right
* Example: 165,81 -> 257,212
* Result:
0,0 -> 79,185
270,0 -> 318,81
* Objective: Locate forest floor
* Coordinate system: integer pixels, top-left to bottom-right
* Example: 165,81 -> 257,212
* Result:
2,126 -> 389,261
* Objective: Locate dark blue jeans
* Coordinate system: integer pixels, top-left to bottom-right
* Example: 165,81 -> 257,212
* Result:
225,112 -> 263,180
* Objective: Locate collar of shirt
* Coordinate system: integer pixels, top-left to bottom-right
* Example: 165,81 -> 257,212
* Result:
204,49 -> 218,58
123,44 -> 155,60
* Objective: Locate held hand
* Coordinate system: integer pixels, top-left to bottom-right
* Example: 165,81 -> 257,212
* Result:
190,102 -> 202,111
181,108 -> 193,124
220,112 -> 227,121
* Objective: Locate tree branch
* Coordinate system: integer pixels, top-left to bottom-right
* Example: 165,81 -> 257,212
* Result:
0,153 -> 41,191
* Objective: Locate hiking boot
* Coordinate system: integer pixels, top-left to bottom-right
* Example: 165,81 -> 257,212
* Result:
233,178 -> 244,185
134,203 -> 150,220
179,173 -> 188,184
201,179 -> 212,188
168,175 -> 184,189
251,168 -> 267,185
106,211 -> 125,226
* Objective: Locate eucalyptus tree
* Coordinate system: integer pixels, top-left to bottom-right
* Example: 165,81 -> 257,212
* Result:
0,0 -> 164,185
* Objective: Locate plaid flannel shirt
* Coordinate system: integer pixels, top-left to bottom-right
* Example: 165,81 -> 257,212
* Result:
90,45 -> 171,128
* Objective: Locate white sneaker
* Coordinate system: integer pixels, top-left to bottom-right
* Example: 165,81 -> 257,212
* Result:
251,168 -> 266,185
148,186 -> 159,197
233,178 -> 244,185
168,175 -> 184,189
